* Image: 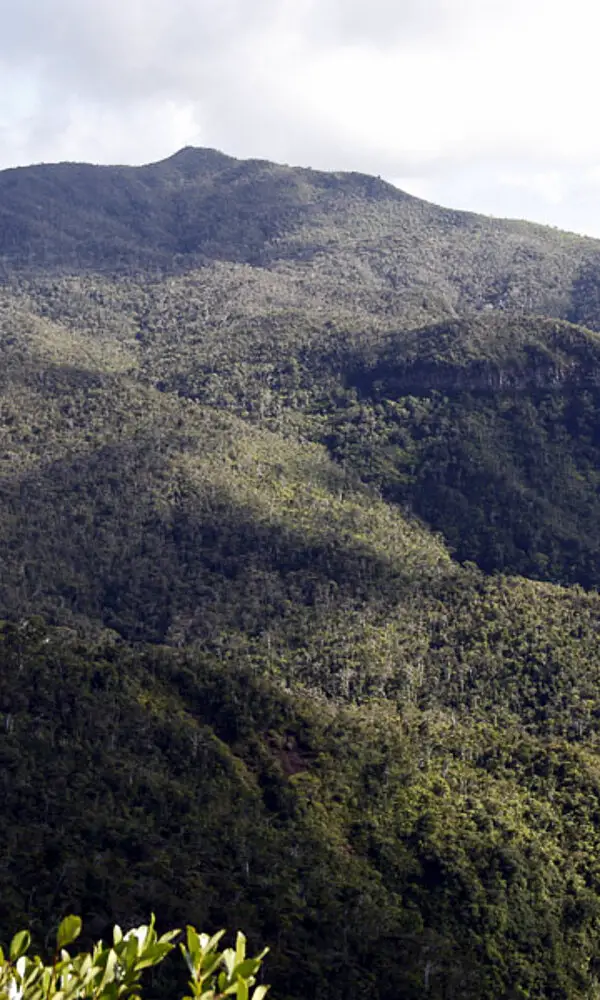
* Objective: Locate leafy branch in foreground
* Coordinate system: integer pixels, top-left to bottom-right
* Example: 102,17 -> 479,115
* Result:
0,916 -> 269,1000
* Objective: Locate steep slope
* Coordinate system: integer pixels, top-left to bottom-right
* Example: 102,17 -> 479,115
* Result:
7,274 -> 600,589
322,313 -> 600,584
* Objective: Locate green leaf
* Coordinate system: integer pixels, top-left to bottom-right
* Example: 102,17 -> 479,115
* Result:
180,942 -> 196,977
186,927 -> 202,965
158,929 -> 180,945
57,916 -> 82,950
122,933 -> 141,968
222,948 -> 236,979
233,959 -> 260,980
101,981 -> 119,1000
135,943 -> 174,969
252,985 -> 269,1000
201,955 -> 221,979
10,930 -> 31,962
74,953 -> 93,984
204,931 -> 225,955
97,948 -> 118,992
235,933 -> 246,968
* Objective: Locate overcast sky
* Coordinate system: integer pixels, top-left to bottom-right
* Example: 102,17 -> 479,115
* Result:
2,0 -> 600,236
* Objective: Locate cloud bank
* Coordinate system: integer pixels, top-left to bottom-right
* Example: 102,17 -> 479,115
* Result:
1,0 -> 600,234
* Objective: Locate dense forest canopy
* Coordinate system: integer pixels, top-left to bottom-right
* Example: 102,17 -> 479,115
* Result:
3,148 -> 600,998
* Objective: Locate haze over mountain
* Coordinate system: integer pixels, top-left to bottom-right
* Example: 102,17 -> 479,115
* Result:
4,148 -> 600,1000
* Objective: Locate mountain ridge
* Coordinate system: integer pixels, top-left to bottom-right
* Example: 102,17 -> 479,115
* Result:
2,145 -> 600,334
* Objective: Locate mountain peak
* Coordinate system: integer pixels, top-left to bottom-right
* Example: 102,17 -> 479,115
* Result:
154,145 -> 236,172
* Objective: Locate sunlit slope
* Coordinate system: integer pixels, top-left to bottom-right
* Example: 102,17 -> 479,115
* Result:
0,305 -> 452,643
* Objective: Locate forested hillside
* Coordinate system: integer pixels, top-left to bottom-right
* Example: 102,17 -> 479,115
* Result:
3,149 -> 600,999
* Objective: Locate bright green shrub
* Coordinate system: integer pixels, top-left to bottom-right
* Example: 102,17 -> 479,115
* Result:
0,916 -> 269,1000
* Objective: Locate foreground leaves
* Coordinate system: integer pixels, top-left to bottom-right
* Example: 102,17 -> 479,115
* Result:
0,919 -> 268,1000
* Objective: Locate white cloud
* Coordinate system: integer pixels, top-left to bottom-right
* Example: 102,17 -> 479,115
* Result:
499,171 -> 566,206
1,0 -> 600,234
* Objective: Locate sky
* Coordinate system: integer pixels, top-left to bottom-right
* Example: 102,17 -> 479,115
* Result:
2,0 -> 600,236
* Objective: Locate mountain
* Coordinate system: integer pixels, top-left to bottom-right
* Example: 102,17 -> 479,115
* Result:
4,148 -> 600,999
3,146 -> 600,330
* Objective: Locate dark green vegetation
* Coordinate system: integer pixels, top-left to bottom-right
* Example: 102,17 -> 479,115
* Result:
4,149 -> 600,998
